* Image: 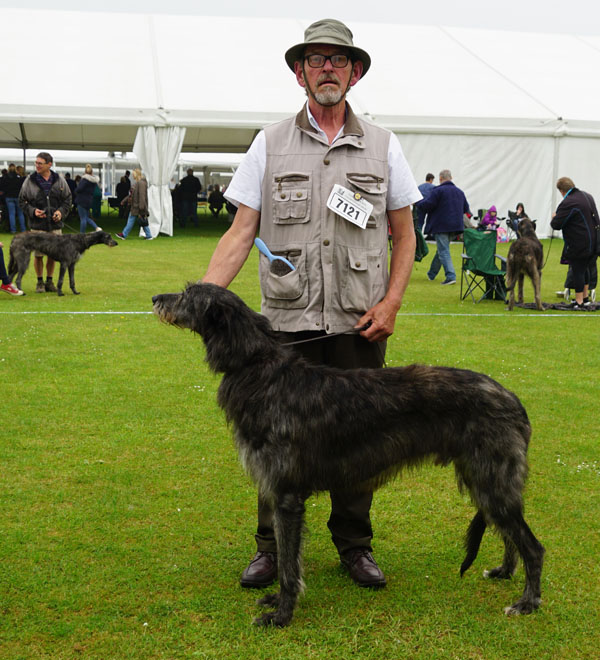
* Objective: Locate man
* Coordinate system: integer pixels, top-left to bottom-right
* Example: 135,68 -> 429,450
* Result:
178,168 -> 202,228
208,184 -> 225,217
19,152 -> 72,293
420,169 -> 471,285
415,173 -> 435,231
551,176 -> 599,309
1,163 -> 26,233
202,19 -> 420,590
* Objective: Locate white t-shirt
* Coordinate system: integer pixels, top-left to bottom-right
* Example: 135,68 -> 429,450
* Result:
225,104 -> 421,213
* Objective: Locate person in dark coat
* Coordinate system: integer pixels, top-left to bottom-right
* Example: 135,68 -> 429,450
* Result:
116,176 -> 130,219
18,152 -> 72,292
0,163 -> 26,232
208,184 -> 225,217
178,169 -> 202,227
419,169 -> 471,285
74,164 -> 102,232
551,176 -> 599,309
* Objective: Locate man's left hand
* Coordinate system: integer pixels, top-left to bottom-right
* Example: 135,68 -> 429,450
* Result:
52,210 -> 62,222
356,299 -> 399,343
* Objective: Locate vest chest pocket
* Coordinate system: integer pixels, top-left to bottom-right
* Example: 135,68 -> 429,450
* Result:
346,173 -> 387,228
272,173 -> 311,224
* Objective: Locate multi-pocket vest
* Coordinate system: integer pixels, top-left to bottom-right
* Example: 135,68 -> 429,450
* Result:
259,104 -> 391,333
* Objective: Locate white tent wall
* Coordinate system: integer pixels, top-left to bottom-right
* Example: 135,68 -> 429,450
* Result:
397,132 -> 557,233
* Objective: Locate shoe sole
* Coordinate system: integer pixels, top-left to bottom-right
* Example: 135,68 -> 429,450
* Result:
240,577 -> 276,589
441,281 -> 457,285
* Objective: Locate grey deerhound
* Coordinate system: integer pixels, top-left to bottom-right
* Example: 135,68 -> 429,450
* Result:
152,283 -> 544,627
506,218 -> 544,311
8,231 -> 117,296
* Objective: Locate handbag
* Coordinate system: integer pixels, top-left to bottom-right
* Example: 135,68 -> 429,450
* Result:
138,214 -> 149,228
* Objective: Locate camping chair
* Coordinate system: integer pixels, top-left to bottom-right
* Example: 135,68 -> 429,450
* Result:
107,197 -> 120,215
460,228 -> 507,303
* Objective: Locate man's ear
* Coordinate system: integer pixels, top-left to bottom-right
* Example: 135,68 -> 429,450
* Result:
349,60 -> 363,87
294,61 -> 306,89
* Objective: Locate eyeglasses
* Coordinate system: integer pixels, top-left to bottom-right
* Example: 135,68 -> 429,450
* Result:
304,53 -> 350,68
35,161 -> 49,166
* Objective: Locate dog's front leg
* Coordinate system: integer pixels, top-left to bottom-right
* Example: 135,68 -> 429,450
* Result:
57,263 -> 67,297
254,492 -> 306,627
68,264 -> 79,295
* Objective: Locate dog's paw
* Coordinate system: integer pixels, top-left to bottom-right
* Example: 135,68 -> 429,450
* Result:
253,610 -> 291,627
504,597 -> 540,616
483,566 -> 514,580
257,592 -> 280,608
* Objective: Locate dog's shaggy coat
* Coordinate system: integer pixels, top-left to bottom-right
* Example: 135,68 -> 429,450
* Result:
8,230 -> 118,295
506,218 -> 544,310
153,283 -> 544,627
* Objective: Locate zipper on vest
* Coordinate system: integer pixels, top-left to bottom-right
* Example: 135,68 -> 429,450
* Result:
346,173 -> 384,191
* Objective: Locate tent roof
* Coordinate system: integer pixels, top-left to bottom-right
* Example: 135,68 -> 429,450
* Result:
2,9 -> 600,152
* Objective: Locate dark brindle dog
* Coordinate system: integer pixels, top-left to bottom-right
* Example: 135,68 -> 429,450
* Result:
153,283 -> 544,627
506,218 -> 544,310
8,230 -> 117,296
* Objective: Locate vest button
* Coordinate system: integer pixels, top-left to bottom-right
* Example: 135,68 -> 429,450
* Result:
296,191 -> 302,198
323,159 -> 330,166
355,262 -> 361,268
323,239 -> 330,246
280,193 -> 285,199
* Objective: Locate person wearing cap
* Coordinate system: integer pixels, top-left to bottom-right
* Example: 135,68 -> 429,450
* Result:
203,19 -> 421,589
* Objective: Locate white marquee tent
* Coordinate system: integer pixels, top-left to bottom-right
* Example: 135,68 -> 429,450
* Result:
2,8 -> 600,236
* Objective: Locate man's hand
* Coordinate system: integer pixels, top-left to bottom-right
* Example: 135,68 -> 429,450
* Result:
356,299 -> 399,343
34,208 -> 46,218
52,210 -> 62,222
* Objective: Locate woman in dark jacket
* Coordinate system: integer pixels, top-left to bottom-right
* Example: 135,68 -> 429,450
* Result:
116,169 -> 152,240
74,164 -> 102,232
551,176 -> 599,308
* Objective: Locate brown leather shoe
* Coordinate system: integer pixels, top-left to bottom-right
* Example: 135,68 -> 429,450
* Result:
240,551 -> 278,588
341,549 -> 387,588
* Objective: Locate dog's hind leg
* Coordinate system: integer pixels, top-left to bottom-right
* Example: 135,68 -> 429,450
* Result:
460,510 -> 487,576
254,492 -> 306,627
483,534 -> 518,579
517,273 -> 525,304
56,263 -> 67,296
532,268 -> 543,310
488,511 -> 544,615
68,264 -> 80,295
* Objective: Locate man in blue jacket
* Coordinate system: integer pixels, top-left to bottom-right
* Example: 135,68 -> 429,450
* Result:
420,169 -> 471,285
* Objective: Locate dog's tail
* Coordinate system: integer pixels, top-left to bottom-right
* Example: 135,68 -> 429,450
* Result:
460,510 -> 487,576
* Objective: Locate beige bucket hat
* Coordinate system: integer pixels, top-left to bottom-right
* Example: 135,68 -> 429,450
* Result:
284,18 -> 371,78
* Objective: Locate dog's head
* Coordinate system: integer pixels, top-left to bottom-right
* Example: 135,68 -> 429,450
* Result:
153,282 -> 279,373
517,217 -> 537,238
94,231 -> 118,247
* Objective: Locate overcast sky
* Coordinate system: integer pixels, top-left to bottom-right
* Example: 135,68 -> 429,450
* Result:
2,0 -> 600,36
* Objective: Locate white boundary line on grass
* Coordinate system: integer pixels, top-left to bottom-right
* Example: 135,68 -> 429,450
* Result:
0,310 -> 596,318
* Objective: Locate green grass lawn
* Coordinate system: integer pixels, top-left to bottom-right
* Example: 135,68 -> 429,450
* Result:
0,213 -> 598,659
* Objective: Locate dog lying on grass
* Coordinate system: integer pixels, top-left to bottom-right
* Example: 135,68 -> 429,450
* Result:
506,218 -> 544,310
8,230 -> 117,296
153,282 -> 545,627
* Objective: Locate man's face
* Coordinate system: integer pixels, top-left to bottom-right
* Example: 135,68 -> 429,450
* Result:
294,45 -> 363,108
35,157 -> 52,178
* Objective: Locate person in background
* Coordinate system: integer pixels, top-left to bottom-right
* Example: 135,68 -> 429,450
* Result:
415,173 -> 435,231
18,152 -> 72,293
116,168 -> 152,240
508,202 -> 527,235
480,205 -> 500,230
0,164 -> 26,233
116,176 -> 130,219
551,177 -> 598,309
178,168 -> 202,228
208,184 -> 225,217
420,169 -> 471,285
74,164 -> 102,233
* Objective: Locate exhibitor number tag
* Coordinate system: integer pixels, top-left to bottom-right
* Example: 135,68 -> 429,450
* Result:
326,184 -> 373,230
